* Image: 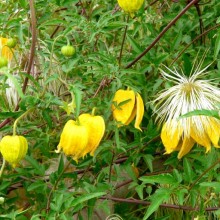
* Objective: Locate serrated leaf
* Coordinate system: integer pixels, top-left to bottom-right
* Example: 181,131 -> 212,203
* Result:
143,189 -> 171,220
135,184 -> 145,200
126,34 -> 143,54
214,30 -> 220,58
58,154 -> 64,175
179,109 -> 220,120
200,182 -> 220,193
25,155 -> 45,176
183,158 -> 194,183
143,155 -> 154,172
139,173 -> 176,184
70,192 -> 106,208
27,180 -> 45,192
69,86 -> 82,118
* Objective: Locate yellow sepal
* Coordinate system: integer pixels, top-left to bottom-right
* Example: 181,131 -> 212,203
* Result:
177,136 -> 195,159
134,93 -> 144,131
161,120 -> 183,154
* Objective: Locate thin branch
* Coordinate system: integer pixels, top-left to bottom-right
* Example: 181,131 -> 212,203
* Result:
125,0 -> 200,69
100,196 -> 220,211
0,0 -> 37,129
22,0 -> 37,94
170,23 -> 220,66
188,158 -> 220,191
118,16 -> 129,67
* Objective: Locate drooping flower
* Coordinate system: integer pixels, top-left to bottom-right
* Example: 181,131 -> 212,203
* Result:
0,135 -> 28,167
78,113 -> 105,156
112,89 -> 144,131
153,61 -> 220,159
57,112 -> 105,161
117,0 -> 144,16
56,120 -> 89,162
0,37 -> 13,61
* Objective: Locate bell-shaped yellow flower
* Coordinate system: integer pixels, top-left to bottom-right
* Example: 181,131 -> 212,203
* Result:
79,113 -> 105,156
117,0 -> 144,16
0,135 -> 28,167
0,37 -> 13,60
57,120 -> 89,162
112,89 -> 144,131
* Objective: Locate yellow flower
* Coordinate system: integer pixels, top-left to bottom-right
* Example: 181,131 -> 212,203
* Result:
0,135 -> 28,167
79,113 -> 105,156
112,89 -> 144,131
117,0 -> 144,16
57,120 -> 89,162
0,37 -> 13,60
153,61 -> 220,159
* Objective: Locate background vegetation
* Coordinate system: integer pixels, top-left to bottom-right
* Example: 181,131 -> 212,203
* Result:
0,0 -> 220,219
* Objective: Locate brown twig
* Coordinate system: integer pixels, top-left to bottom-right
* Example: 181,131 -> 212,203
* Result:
118,16 -> 129,67
170,23 -> 220,66
100,196 -> 220,211
188,158 -> 220,191
0,0 -> 37,130
125,0 -> 200,69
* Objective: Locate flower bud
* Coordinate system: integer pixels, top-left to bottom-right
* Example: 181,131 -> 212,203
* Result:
0,135 -> 28,167
61,45 -> 75,57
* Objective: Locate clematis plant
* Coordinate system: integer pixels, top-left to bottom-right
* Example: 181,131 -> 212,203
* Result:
153,59 -> 220,159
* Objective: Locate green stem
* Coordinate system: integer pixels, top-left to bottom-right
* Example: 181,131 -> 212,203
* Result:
91,107 -> 96,116
49,35 -> 69,73
0,159 -> 6,178
13,108 -> 34,136
46,159 -> 72,213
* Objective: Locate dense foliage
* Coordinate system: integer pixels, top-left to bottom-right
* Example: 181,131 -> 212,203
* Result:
0,0 -> 220,219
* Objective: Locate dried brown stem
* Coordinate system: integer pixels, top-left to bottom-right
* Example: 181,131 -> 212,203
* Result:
100,196 -> 220,211
125,0 -> 200,69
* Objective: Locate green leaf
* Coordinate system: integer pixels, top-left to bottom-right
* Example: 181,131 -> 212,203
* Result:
143,188 -> 171,220
179,109 -> 220,120
70,192 -> 106,208
200,182 -> 220,193
25,155 -> 45,176
69,86 -> 82,118
135,184 -> 145,200
139,173 -> 176,185
214,30 -> 220,59
143,155 -> 154,173
57,154 -> 64,175
4,71 -> 24,99
183,158 -> 194,183
126,34 -> 143,54
27,180 -> 46,192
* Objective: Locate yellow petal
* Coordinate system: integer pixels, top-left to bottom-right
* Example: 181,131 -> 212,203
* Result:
0,37 -> 13,60
205,118 -> 220,148
57,120 -> 89,162
161,120 -> 183,154
134,93 -> 144,131
177,136 -> 195,159
112,89 -> 136,125
117,0 -> 144,14
124,106 -> 136,126
78,113 -> 105,157
0,135 -> 28,167
190,124 -> 211,153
